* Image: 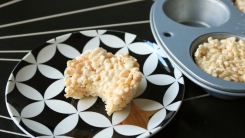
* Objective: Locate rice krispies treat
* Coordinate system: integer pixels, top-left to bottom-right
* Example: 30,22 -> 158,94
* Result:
234,0 -> 245,13
194,37 -> 245,82
64,47 -> 142,116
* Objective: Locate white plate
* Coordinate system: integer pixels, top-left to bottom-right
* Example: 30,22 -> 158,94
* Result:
5,30 -> 184,137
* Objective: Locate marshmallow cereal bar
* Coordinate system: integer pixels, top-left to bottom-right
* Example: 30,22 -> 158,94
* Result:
64,47 -> 142,116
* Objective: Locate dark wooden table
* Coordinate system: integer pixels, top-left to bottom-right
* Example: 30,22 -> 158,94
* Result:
1,0 -> 245,137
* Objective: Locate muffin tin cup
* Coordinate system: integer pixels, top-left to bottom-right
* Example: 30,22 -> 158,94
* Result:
150,0 -> 245,99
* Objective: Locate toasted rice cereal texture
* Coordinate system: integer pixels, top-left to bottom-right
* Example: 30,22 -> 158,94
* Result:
64,47 -> 142,115
235,0 -> 245,13
194,37 -> 245,82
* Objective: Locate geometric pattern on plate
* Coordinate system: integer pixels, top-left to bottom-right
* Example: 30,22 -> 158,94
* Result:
5,30 -> 184,138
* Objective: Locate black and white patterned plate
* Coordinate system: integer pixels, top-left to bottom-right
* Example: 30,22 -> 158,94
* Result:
5,30 -> 184,138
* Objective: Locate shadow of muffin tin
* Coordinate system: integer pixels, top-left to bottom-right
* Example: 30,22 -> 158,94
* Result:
150,0 -> 245,99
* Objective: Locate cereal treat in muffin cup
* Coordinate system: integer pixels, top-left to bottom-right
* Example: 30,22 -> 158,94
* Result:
194,37 -> 245,82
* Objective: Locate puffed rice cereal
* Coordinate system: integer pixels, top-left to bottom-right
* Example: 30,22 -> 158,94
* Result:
194,37 -> 245,82
64,47 -> 142,115
234,0 -> 245,13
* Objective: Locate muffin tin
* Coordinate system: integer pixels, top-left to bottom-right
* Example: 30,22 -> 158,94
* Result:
150,0 -> 245,99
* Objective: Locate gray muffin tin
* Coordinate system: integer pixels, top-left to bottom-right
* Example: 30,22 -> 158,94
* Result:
150,0 -> 245,99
